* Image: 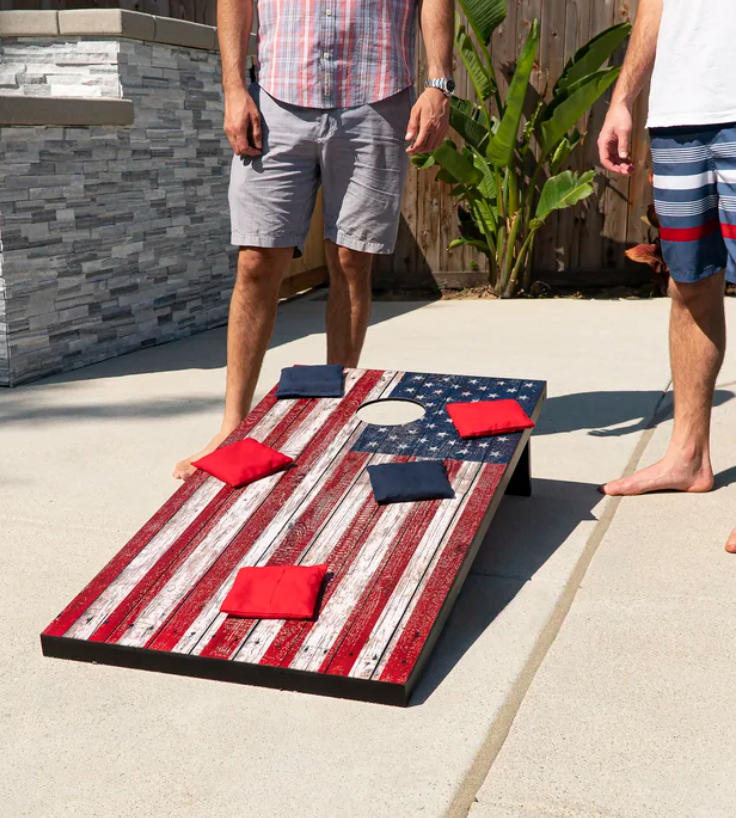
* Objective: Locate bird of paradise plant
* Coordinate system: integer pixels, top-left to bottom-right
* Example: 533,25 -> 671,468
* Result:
413,0 -> 631,296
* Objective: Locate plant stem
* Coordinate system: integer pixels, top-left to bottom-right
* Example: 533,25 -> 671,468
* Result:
507,229 -> 537,295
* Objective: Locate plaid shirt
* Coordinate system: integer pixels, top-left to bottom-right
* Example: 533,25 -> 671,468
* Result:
255,0 -> 418,109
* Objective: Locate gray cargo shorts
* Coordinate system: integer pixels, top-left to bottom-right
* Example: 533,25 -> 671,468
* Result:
228,84 -> 413,256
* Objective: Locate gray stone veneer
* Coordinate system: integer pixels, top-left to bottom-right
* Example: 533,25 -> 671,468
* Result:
0,15 -> 242,386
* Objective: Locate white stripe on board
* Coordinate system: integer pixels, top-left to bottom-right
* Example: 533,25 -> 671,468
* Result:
653,170 -> 716,190
63,399 -> 299,640
350,460 -> 484,680
179,373 -> 405,656
116,370 -> 368,648
286,479 -> 421,673
231,454 -> 395,665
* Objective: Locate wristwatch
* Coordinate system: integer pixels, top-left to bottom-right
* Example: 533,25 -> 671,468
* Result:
425,77 -> 456,97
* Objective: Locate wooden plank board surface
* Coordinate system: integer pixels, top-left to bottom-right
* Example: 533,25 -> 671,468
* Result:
42,368 -> 546,705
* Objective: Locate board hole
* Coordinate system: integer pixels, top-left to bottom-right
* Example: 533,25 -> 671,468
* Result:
357,398 -> 426,426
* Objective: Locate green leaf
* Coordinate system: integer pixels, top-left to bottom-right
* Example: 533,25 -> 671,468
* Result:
457,0 -> 507,46
556,23 -> 631,92
411,153 -> 436,169
539,66 -> 619,156
433,140 -> 483,185
456,22 -> 493,102
535,170 -> 596,222
450,98 -> 490,152
486,18 -> 539,167
448,237 -> 491,254
547,129 -> 583,174
470,149 -> 496,199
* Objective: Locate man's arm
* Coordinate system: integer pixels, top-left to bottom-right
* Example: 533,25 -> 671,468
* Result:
218,0 -> 262,157
598,0 -> 663,175
406,0 -> 454,155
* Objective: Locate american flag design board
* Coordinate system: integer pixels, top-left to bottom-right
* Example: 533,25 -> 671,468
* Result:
41,368 -> 546,706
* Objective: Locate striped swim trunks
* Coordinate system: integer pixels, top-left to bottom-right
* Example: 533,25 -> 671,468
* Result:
650,123 -> 736,283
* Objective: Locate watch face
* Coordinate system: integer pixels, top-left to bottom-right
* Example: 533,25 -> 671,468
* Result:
446,79 -> 456,94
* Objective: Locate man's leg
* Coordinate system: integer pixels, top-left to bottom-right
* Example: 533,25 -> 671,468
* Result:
601,271 -> 725,495
173,246 -> 294,479
325,240 -> 373,367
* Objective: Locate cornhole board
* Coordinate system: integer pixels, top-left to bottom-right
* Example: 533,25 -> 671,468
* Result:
41,368 -> 546,706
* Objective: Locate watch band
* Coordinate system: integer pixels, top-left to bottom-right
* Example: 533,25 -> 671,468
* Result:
425,77 -> 456,97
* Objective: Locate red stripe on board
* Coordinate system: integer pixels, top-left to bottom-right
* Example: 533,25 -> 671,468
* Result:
322,460 -> 463,677
199,450 -> 372,660
257,491 -> 385,668
721,223 -> 736,240
42,387 -> 281,639
147,370 -> 384,653
379,463 -> 506,686
660,220 -> 719,243
89,399 -> 315,645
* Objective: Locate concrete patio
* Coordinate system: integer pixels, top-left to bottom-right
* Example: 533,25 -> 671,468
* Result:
2,296 -> 735,818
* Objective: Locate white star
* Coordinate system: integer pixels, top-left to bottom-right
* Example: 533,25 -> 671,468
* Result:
438,432 -> 448,438
524,382 -> 534,388
408,429 -> 418,435
445,418 -> 453,423
412,375 -> 423,381
425,402 -> 435,408
434,389 -> 442,395
389,435 -> 398,440
430,446 -> 438,451
426,382 -> 434,387
398,444 -> 408,450
479,443 -> 489,448
520,395 -> 531,401
470,379 -> 478,384
427,423 -> 436,429
461,391 -> 471,396
491,450 -> 502,458
419,437 -> 428,443
480,385 -> 488,391
488,393 -> 498,398
458,448 -> 469,455
378,427 -> 388,432
367,441 -> 378,447
406,388 -> 416,393
418,395 -> 428,401
498,436 -> 509,442
498,380 -> 506,385
442,377 -> 451,382
451,384 -> 460,389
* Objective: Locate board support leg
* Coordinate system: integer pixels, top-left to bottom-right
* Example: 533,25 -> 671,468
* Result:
506,441 -> 531,497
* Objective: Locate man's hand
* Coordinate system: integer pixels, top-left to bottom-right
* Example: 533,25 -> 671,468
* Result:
224,86 -> 262,157
405,88 -> 450,155
598,102 -> 635,175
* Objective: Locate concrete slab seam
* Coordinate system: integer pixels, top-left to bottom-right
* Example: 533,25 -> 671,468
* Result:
445,381 -> 674,818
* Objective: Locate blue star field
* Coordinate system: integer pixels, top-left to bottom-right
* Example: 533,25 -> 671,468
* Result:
352,372 -> 546,465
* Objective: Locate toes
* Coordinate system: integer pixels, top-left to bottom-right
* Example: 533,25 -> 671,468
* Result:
725,534 -> 736,553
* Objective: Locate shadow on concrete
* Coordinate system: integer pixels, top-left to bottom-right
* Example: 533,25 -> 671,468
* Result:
536,388 -> 733,438
412,476 -> 601,705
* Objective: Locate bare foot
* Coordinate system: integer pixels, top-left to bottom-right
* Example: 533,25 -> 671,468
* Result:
725,528 -> 736,554
173,429 -> 233,481
599,456 -> 714,496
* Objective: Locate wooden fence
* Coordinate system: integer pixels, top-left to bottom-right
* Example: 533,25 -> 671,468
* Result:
3,0 -> 652,289
375,0 -> 651,290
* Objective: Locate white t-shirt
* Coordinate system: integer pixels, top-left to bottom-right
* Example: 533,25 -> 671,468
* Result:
647,0 -> 736,128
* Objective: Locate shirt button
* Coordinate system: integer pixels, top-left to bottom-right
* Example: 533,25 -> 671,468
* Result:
326,8 -> 332,14
324,52 -> 330,59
